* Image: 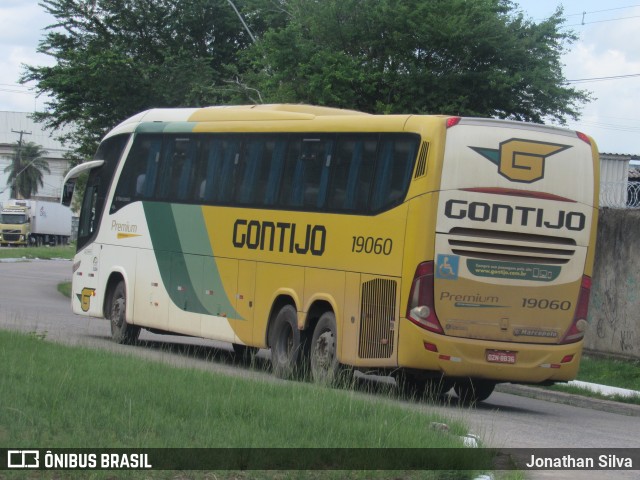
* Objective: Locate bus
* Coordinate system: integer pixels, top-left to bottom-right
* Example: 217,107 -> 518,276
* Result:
63,104 -> 599,403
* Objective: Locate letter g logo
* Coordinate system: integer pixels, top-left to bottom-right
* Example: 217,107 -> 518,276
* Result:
471,139 -> 571,183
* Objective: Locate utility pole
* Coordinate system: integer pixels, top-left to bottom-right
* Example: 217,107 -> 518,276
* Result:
10,129 -> 32,199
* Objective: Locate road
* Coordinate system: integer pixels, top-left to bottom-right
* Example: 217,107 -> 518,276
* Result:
1,259 -> 639,479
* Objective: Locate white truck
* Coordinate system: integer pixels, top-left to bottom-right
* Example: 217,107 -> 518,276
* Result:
0,199 -> 72,246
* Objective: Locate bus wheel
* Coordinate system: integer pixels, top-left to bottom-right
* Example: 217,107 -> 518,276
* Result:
454,378 -> 496,405
109,281 -> 141,345
310,311 -> 340,385
269,305 -> 302,379
399,372 -> 453,400
232,344 -> 259,362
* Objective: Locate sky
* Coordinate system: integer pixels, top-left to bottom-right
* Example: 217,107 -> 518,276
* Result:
0,0 -> 639,154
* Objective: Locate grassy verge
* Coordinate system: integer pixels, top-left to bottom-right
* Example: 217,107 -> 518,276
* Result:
548,355 -> 640,405
0,329 -> 503,479
0,244 -> 75,260
54,280 -> 640,407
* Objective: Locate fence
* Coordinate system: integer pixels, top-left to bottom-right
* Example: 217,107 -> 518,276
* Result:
599,180 -> 640,208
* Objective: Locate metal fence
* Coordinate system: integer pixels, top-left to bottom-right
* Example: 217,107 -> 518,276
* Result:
600,181 -> 640,208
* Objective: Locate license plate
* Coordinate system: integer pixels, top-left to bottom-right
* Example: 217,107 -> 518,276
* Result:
486,350 -> 516,364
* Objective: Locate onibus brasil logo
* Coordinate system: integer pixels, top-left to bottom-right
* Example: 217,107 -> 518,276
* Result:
471,139 -> 571,183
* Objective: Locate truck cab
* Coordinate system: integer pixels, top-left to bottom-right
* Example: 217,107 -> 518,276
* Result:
0,203 -> 31,246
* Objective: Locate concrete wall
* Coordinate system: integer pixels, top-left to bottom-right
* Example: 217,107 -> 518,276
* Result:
585,208 -> 640,359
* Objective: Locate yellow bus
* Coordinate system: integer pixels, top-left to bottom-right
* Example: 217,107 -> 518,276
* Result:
63,104 -> 599,403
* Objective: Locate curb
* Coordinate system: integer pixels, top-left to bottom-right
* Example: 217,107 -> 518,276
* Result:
496,383 -> 640,417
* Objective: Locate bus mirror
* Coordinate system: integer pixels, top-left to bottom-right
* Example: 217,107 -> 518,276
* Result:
62,178 -> 76,206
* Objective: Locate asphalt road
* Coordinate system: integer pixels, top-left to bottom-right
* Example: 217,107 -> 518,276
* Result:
1,259 -> 639,479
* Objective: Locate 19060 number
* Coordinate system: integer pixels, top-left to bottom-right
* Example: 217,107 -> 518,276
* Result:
522,298 -> 572,310
352,236 -> 393,255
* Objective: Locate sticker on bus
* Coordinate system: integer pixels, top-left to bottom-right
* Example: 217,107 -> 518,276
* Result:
436,254 -> 459,280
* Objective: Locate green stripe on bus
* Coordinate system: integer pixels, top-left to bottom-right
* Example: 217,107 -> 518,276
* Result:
142,202 -> 241,319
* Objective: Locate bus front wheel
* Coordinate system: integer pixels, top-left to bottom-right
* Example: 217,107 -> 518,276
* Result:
310,311 -> 340,385
269,305 -> 302,379
109,281 -> 141,345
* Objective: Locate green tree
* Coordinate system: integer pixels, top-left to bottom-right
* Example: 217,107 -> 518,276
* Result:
21,0 -> 276,162
245,0 -> 590,123
22,0 -> 590,168
4,142 -> 51,199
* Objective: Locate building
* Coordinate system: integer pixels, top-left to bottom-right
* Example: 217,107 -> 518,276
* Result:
0,111 -> 74,205
599,153 -> 640,208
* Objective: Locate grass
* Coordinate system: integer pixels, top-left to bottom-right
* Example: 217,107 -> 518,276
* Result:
0,244 -> 75,260
547,354 -> 640,405
576,354 -> 640,391
0,329 -> 504,479
55,280 -> 640,406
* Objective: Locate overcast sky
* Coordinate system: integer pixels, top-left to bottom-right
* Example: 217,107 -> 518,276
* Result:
0,0 -> 639,154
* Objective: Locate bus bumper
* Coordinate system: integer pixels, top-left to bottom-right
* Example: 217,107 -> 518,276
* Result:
397,318 -> 583,384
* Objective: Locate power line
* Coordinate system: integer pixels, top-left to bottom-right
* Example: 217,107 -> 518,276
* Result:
565,73 -> 640,84
564,4 -> 640,18
566,14 -> 640,27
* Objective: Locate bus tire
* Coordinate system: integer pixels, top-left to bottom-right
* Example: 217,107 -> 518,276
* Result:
399,372 -> 453,400
310,311 -> 340,385
232,344 -> 259,362
454,378 -> 496,405
269,304 -> 302,379
108,281 -> 141,345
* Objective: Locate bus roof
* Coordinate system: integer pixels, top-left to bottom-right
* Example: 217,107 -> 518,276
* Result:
104,104 -> 589,143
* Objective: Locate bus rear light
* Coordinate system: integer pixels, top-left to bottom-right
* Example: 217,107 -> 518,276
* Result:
560,275 -> 592,344
576,131 -> 591,145
407,262 -> 444,334
423,341 -> 438,352
561,355 -> 574,364
446,117 -> 462,128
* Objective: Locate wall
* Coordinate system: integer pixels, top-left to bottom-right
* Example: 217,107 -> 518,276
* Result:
585,208 -> 640,359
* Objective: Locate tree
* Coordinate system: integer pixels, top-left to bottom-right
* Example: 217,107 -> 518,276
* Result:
22,0 -> 590,167
4,142 -> 51,199
244,0 -> 591,123
21,0 -> 276,161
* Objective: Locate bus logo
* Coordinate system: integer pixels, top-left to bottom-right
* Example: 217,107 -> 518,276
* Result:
471,139 -> 571,183
77,288 -> 96,312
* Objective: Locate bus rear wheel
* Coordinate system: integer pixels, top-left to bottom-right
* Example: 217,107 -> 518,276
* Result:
399,372 -> 454,400
269,305 -> 302,379
310,311 -> 340,385
109,281 -> 141,345
232,344 -> 259,362
454,378 -> 496,404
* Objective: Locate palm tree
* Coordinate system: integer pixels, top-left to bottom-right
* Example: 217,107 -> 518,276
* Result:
4,141 -> 51,199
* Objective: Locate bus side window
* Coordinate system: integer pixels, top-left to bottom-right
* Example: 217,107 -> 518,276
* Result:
140,140 -> 162,199
199,138 -> 223,203
263,139 -> 287,206
371,137 -> 417,211
280,137 -> 332,209
237,139 -> 264,205
113,135 -> 161,208
156,136 -> 195,201
328,136 -> 376,212
176,139 -> 197,201
217,139 -> 241,204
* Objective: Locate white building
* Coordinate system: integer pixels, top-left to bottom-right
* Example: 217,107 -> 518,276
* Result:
599,153 -> 640,208
0,111 -> 74,205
